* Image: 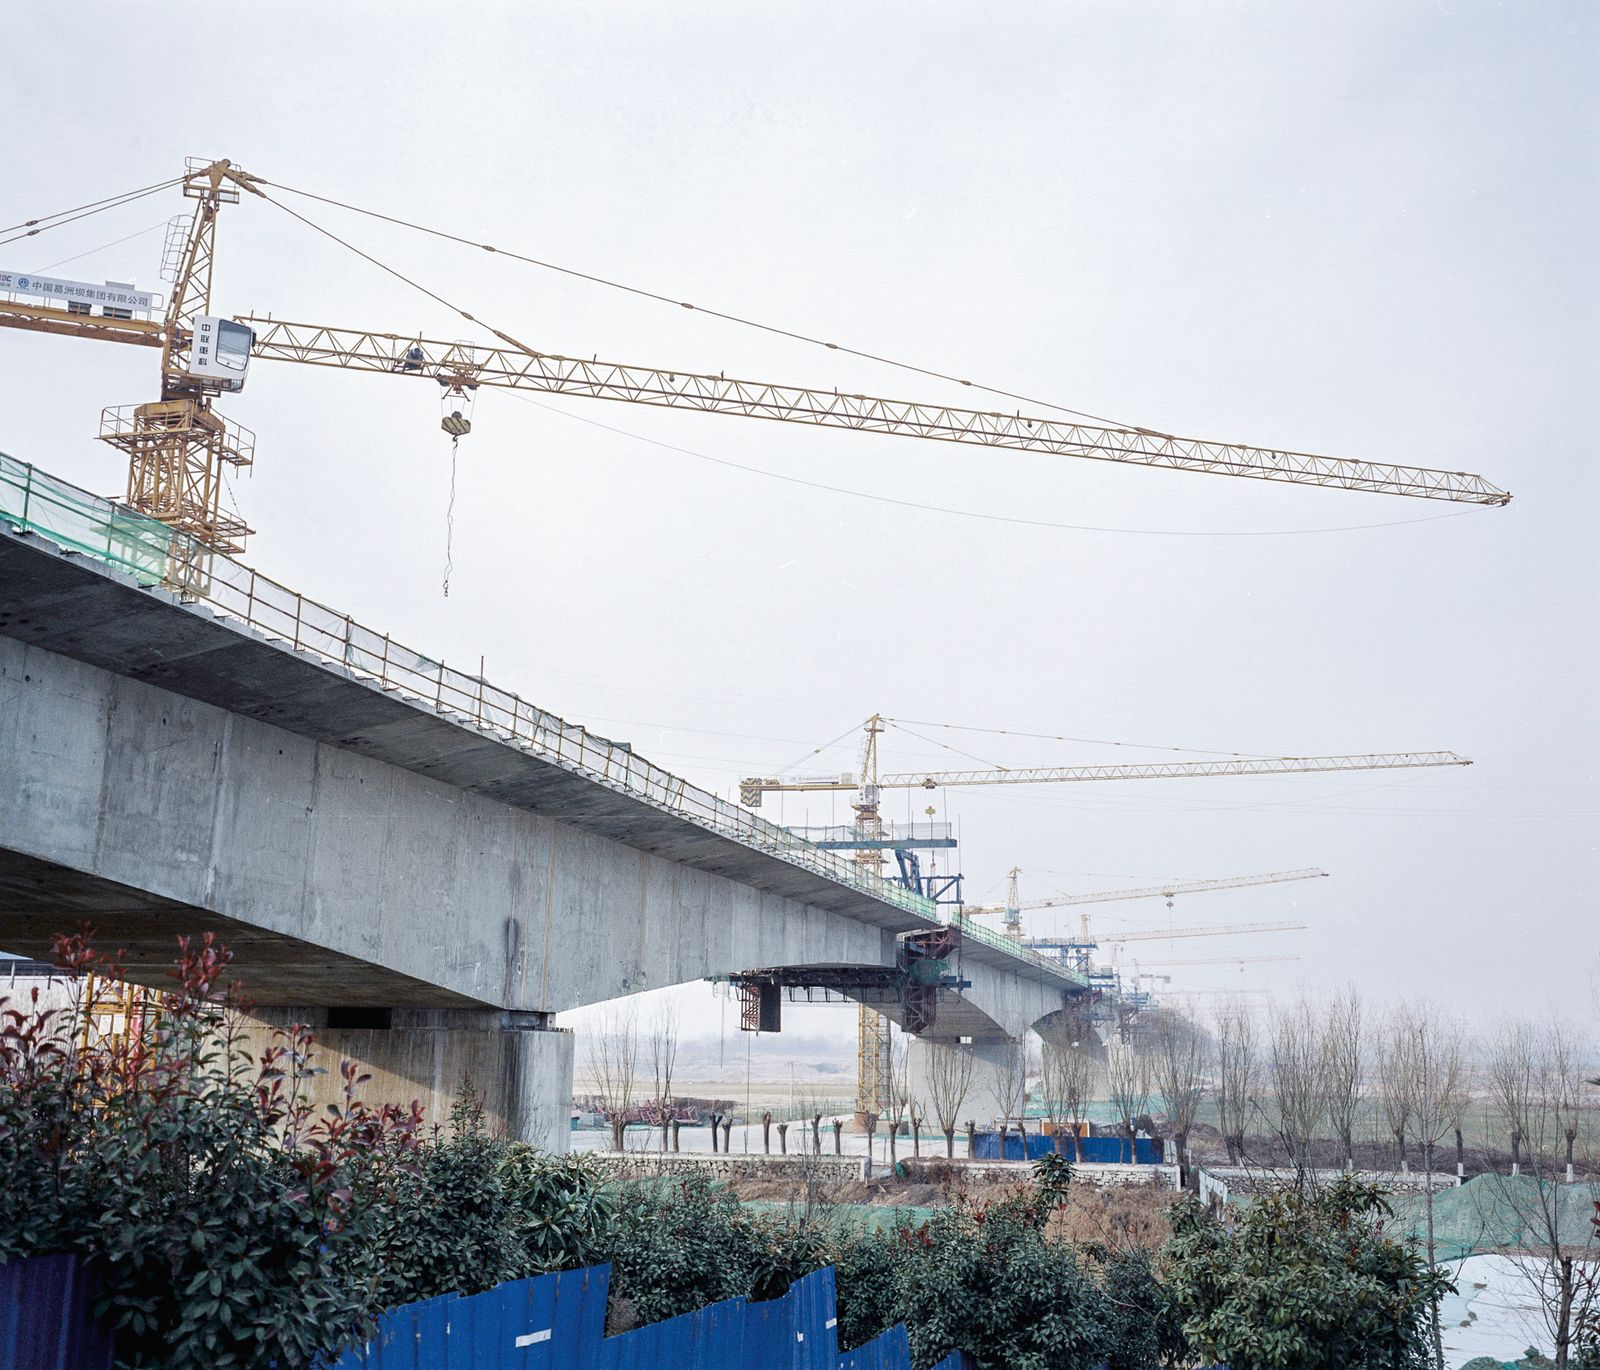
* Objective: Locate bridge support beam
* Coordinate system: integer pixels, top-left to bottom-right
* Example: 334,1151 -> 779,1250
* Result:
243,1008 -> 575,1152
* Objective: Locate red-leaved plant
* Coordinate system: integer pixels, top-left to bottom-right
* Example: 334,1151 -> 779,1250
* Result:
0,927 -> 423,1369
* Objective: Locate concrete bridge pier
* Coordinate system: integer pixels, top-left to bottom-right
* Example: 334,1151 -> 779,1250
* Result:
242,1007 -> 574,1152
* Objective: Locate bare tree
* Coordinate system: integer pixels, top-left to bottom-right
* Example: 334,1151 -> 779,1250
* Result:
1377,1013 -> 1417,1174
884,1027 -> 912,1166
1040,1043 -> 1068,1157
648,1002 -> 679,1152
926,1041 -> 975,1158
1214,998 -> 1259,1164
1477,1020 -> 1596,1369
585,1005 -> 639,1152
1320,985 -> 1364,1172
1105,1036 -> 1151,1164
1269,997 -> 1326,1171
1395,1001 -> 1466,1370
1150,1011 -> 1208,1183
1485,1019 -> 1536,1175
990,1037 -> 1030,1157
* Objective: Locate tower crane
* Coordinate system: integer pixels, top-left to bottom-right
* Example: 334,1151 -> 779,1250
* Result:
0,160 -> 1510,569
752,717 -> 1462,1120
1131,953 -> 1301,968
963,865 -> 1327,936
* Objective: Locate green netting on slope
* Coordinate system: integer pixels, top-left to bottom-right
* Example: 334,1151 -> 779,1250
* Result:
0,452 -> 171,582
1387,1175 -> 1600,1261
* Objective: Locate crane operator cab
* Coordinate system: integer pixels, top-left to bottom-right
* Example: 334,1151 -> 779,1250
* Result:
187,316 -> 254,392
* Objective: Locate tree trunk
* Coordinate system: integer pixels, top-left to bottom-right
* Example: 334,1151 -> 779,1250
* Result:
660,1114 -> 669,1153
833,1118 -> 843,1155
671,1119 -> 682,1152
721,1116 -> 733,1152
1567,1128 -> 1577,1184
611,1117 -> 625,1151
1071,1126 -> 1081,1165
887,1119 -> 896,1166
1555,1256 -> 1574,1370
1454,1127 -> 1464,1178
1395,1128 -> 1408,1174
998,1123 -> 1008,1161
911,1110 -> 921,1158
762,1112 -> 772,1154
1425,1141 -> 1444,1370
1510,1128 -> 1522,1176
710,1113 -> 720,1153
1340,1129 -> 1353,1172
777,1121 -> 788,1155
966,1120 -> 976,1158
945,1128 -> 955,1158
1224,1133 -> 1239,1165
812,1114 -> 822,1154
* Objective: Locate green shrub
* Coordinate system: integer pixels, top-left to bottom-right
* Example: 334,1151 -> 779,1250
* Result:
1164,1174 -> 1452,1369
0,931 -> 422,1369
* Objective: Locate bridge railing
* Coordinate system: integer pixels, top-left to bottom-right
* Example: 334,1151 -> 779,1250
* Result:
0,454 -> 936,921
940,911 -> 1089,987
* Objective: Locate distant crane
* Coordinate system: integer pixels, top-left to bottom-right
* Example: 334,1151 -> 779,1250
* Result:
750,718 -> 1457,1120
1131,953 -> 1301,968
964,865 -> 1327,936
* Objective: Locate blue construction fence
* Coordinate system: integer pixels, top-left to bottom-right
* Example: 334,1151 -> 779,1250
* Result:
971,1131 -> 1162,1164
333,1263 -> 974,1370
0,1254 -> 117,1370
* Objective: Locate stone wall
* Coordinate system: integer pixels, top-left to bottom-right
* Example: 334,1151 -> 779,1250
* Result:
587,1151 -> 870,1184
898,1157 -> 1181,1190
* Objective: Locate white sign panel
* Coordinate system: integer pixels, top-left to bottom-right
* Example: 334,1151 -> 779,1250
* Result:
0,271 -> 156,312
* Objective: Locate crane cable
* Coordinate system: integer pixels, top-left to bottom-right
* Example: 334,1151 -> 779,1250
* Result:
254,175 -> 1145,431
882,717 -> 1279,759
253,186 -> 1480,544
0,176 -> 188,249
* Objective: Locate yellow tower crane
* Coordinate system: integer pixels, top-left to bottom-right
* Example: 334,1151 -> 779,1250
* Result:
0,159 -> 1510,582
741,716 -> 1467,1119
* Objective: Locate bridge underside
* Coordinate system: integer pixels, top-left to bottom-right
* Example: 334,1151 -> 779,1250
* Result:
0,849 -> 484,1008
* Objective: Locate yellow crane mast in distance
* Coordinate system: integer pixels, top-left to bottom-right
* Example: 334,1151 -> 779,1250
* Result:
0,159 -> 1512,569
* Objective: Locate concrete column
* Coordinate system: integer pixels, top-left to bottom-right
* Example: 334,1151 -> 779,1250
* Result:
243,1007 -> 575,1152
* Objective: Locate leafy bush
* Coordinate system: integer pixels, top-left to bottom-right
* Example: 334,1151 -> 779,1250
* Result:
0,931 -> 618,1368
0,931 -> 422,1369
366,1090 -> 616,1309
1163,1174 -> 1452,1369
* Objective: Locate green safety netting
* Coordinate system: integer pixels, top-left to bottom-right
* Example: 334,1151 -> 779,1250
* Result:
0,452 -> 171,582
1386,1175 -> 1600,1261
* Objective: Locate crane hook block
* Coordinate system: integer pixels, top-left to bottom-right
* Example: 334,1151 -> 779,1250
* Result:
441,411 -> 471,437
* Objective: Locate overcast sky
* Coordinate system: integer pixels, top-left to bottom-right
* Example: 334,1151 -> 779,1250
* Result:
2,2 -> 1595,1045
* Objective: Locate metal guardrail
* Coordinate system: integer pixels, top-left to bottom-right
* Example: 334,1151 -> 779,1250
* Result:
0,453 -> 935,923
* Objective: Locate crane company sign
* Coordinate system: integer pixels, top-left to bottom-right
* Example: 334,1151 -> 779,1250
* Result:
0,271 -> 156,312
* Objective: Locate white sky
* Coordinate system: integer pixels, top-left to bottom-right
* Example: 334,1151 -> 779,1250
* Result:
1,2 -> 1595,1044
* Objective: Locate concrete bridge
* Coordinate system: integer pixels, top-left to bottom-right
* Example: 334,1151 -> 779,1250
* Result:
0,457 -> 1092,1147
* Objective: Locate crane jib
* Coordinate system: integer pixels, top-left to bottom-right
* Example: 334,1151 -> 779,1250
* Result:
234,317 -> 1512,507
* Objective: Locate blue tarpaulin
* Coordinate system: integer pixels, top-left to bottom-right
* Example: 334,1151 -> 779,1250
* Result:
971,1132 -> 1161,1164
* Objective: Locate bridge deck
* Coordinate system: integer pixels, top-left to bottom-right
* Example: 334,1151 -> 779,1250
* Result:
0,454 -> 1083,995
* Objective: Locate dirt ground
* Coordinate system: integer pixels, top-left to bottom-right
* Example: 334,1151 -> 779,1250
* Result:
725,1167 -> 1181,1250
